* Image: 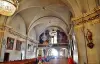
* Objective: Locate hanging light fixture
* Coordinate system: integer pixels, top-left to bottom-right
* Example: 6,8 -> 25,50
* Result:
0,0 -> 19,16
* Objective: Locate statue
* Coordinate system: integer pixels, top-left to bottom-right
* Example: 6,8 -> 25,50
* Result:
86,29 -> 94,49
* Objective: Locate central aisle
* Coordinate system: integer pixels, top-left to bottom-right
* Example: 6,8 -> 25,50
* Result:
43,58 -> 67,64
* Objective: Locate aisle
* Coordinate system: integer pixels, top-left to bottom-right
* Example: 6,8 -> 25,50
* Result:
43,58 -> 67,64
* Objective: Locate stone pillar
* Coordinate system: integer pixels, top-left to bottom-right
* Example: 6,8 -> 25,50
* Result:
0,15 -> 6,25
0,31 -> 4,56
74,27 -> 88,64
72,8 -> 100,64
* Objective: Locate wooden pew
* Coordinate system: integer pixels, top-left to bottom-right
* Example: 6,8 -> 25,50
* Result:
0,58 -> 36,64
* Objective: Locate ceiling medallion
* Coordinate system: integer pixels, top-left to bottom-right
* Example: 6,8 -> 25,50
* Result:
0,0 -> 19,16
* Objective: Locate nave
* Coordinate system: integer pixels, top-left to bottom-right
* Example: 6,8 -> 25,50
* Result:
0,0 -> 100,64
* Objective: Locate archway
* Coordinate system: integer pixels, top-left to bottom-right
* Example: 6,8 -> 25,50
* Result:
59,48 -> 68,58
47,48 -> 58,57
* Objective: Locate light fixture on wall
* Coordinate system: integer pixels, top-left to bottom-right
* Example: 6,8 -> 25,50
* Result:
0,0 -> 19,16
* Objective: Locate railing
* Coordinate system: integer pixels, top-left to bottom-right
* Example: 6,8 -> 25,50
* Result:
38,43 -> 68,47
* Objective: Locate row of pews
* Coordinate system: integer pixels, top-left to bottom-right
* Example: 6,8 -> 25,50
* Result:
0,58 -> 36,64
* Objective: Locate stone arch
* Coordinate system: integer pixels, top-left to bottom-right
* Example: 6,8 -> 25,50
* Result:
59,48 -> 68,58
28,16 -> 68,40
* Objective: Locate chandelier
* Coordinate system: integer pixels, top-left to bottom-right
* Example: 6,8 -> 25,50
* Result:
0,0 -> 19,16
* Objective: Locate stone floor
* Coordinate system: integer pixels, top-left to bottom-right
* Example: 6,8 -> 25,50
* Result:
43,58 -> 67,64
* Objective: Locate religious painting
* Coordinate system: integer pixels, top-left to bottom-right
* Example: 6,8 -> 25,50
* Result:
7,37 -> 15,50
28,44 -> 32,52
28,44 -> 35,52
16,40 -> 22,51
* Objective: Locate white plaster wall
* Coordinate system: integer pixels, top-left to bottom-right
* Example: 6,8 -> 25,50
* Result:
26,40 -> 36,59
6,14 -> 37,60
6,50 -> 21,61
0,32 -> 26,61
8,14 -> 26,35
28,28 -> 36,40
0,14 -> 28,61
27,28 -> 37,59
0,32 -> 37,61
34,24 -> 46,40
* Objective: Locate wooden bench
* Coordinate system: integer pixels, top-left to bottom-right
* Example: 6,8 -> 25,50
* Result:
0,58 -> 36,64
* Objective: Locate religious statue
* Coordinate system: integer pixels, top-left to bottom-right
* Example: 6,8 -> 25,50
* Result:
86,29 -> 94,49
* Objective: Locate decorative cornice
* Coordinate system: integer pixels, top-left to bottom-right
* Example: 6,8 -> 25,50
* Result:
0,25 -> 38,43
72,6 -> 100,28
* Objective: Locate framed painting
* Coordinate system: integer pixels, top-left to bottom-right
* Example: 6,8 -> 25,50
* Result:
27,44 -> 32,52
7,37 -> 15,50
27,44 -> 34,52
16,40 -> 22,51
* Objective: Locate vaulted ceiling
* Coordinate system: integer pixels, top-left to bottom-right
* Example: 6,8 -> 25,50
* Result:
17,0 -> 99,28
18,0 -> 71,30
5,0 -> 100,40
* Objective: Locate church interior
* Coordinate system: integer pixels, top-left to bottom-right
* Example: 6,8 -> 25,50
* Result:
0,0 -> 100,64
